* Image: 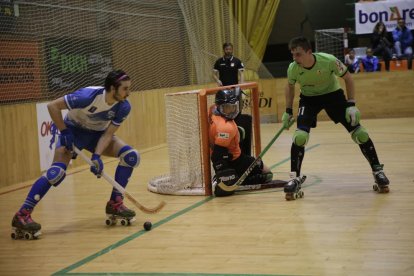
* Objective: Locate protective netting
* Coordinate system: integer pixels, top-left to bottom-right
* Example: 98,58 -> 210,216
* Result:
315,28 -> 345,62
0,0 -> 273,105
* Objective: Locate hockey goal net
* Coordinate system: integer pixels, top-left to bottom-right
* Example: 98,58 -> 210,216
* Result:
314,28 -> 346,62
148,82 -> 261,196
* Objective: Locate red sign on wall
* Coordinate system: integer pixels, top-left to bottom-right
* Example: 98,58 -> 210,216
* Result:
0,40 -> 42,102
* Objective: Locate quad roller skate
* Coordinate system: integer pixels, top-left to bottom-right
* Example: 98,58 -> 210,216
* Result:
11,209 -> 42,240
105,196 -> 136,226
284,173 -> 307,201
372,164 -> 390,193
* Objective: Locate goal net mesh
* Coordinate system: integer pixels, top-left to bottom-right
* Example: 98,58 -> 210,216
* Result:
314,28 -> 345,62
148,91 -> 205,196
0,0 -> 272,104
148,86 -> 257,195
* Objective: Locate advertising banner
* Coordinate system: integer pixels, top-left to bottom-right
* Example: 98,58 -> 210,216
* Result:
36,102 -> 68,171
0,40 -> 42,102
241,79 -> 277,123
44,37 -> 112,93
355,0 -> 414,34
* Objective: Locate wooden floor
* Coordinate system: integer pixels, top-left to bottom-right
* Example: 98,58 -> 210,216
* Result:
1,118 -> 414,276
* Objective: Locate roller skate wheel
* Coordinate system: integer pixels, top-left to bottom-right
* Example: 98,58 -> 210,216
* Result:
11,232 -> 17,240
373,185 -> 378,191
24,232 -> 32,240
105,218 -> 116,226
380,186 -> 390,193
299,191 -> 304,198
120,219 -> 127,226
285,193 -> 294,201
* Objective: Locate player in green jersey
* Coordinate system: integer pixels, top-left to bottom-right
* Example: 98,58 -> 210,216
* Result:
281,36 -> 389,200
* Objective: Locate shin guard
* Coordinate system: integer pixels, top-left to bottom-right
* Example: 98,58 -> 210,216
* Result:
20,177 -> 51,211
111,146 -> 136,201
359,138 -> 380,169
291,143 -> 305,177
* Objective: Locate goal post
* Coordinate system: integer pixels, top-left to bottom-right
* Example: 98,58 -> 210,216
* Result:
148,82 -> 261,196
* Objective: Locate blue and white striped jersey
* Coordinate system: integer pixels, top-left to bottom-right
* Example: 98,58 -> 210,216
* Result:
64,86 -> 131,131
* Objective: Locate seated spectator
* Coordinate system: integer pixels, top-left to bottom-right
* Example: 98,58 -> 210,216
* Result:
361,48 -> 381,72
344,49 -> 360,73
392,18 -> 413,70
371,22 -> 393,71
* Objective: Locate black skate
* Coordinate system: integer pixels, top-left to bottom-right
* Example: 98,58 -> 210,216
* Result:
372,164 -> 390,193
284,173 -> 306,201
105,196 -> 136,226
11,209 -> 42,240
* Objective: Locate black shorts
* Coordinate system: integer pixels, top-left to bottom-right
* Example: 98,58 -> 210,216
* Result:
297,89 -> 356,132
230,153 -> 263,177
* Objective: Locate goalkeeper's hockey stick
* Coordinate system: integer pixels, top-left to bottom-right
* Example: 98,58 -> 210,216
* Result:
236,179 -> 287,191
74,147 -> 165,214
217,119 -> 295,192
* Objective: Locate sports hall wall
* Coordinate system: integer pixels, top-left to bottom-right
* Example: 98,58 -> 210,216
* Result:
1,72 -> 413,189
1,1 -> 414,188
0,0 -> 270,188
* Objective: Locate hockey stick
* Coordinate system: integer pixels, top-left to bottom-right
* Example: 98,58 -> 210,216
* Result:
73,147 -> 165,214
217,119 -> 295,192
235,179 -> 287,191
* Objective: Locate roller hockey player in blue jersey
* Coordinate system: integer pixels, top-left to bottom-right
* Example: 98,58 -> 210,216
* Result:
11,70 -> 139,239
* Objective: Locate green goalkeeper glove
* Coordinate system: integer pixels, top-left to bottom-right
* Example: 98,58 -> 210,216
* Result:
345,102 -> 361,127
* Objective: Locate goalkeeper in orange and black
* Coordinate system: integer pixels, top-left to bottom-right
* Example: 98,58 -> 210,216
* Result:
209,89 -> 273,197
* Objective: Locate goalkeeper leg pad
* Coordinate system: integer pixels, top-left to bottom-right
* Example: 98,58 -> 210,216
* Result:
243,172 -> 273,185
211,145 -> 232,172
45,162 -> 66,187
293,129 -> 309,147
214,169 -> 237,197
119,146 -> 140,168
351,126 -> 369,144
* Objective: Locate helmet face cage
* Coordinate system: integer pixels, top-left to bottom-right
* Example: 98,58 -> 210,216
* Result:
215,89 -> 240,120
218,102 -> 239,120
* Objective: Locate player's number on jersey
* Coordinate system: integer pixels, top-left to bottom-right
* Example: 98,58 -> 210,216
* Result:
298,106 -> 305,116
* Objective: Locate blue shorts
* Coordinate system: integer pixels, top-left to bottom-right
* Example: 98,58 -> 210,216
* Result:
56,125 -> 105,153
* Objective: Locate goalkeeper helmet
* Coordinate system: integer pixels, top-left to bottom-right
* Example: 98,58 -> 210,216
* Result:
215,89 -> 240,120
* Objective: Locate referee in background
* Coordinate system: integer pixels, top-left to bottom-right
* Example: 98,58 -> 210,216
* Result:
213,42 -> 244,86
213,42 -> 251,155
